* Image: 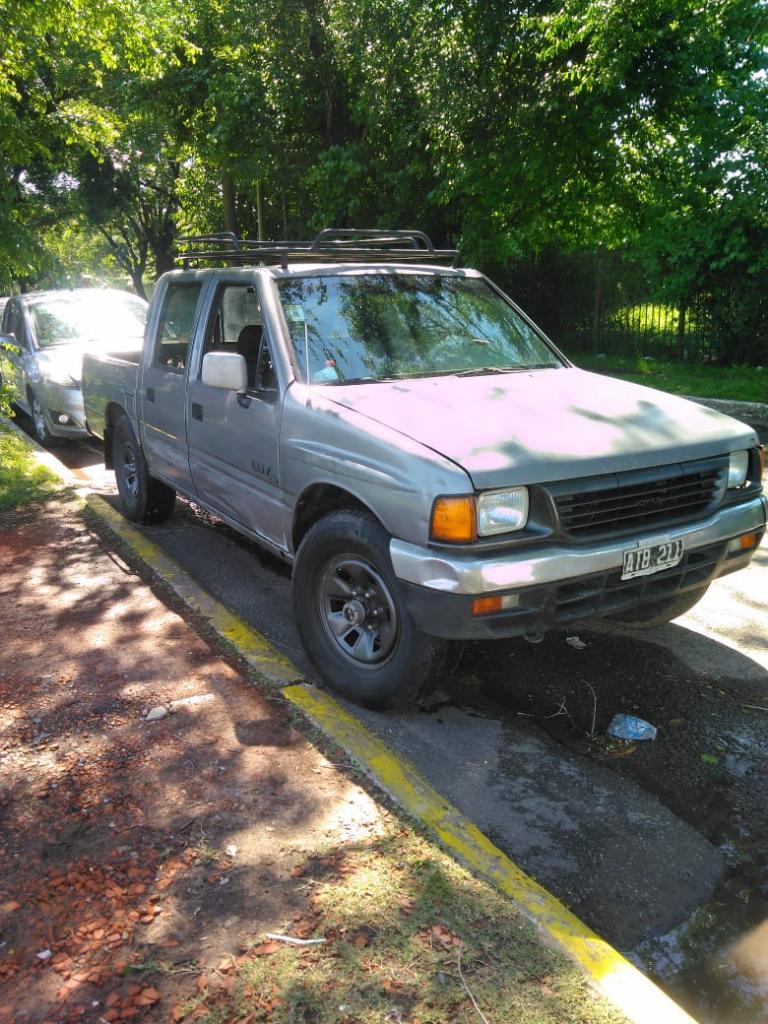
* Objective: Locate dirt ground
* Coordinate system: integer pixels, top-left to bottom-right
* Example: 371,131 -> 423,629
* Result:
0,499 -> 387,1023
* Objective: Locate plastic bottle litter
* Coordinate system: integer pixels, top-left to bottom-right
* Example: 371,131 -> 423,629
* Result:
565,635 -> 588,650
607,714 -> 657,742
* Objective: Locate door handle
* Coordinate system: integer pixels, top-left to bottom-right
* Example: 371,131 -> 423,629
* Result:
145,386 -> 155,403
191,402 -> 203,421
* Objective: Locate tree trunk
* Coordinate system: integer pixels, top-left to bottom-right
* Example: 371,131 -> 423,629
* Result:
222,172 -> 237,236
130,269 -> 147,300
256,180 -> 264,241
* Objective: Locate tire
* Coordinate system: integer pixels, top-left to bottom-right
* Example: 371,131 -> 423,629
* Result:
603,584 -> 710,628
29,392 -> 60,447
113,413 -> 176,524
292,509 -> 445,708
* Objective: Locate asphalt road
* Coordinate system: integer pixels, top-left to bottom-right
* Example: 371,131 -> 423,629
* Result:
43,427 -> 768,1024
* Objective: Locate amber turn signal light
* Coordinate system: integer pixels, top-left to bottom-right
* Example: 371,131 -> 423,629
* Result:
430,495 -> 477,543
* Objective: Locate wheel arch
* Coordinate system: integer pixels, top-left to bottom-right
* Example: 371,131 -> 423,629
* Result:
103,402 -> 129,469
292,482 -> 384,554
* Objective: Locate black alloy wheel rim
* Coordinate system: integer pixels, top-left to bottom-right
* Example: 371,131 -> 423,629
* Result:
120,440 -> 139,499
319,556 -> 399,667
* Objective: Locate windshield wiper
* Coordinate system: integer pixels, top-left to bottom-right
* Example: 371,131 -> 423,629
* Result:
455,363 -> 558,377
327,376 -> 400,385
454,366 -> 515,377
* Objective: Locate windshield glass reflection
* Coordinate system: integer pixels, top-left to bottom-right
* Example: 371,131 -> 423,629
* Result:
277,274 -> 562,384
30,292 -> 147,349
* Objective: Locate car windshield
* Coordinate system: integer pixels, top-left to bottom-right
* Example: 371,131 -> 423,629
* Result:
277,273 -> 562,384
30,292 -> 147,349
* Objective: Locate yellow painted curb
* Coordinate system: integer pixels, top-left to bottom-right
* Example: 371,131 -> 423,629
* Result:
85,493 -> 302,686
283,682 -> 698,1024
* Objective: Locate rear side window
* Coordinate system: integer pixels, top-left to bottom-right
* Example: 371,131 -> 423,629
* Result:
4,300 -> 24,346
153,283 -> 202,371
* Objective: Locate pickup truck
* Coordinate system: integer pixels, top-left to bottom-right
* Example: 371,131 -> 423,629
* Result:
82,229 -> 766,708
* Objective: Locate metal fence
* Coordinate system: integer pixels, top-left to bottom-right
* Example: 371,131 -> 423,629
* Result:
497,250 -> 716,362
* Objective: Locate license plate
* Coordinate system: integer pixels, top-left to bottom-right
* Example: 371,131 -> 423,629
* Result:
621,538 -> 684,580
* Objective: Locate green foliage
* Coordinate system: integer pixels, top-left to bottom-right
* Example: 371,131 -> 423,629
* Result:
1,0 -> 767,358
0,344 -> 14,419
578,355 -> 767,403
0,427 -> 62,510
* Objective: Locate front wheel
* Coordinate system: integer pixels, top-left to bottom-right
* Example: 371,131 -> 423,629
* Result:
292,509 -> 444,708
602,584 -> 710,628
29,392 -> 59,446
113,413 -> 176,524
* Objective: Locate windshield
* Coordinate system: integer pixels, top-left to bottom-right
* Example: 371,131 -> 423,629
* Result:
277,273 -> 562,384
30,292 -> 147,349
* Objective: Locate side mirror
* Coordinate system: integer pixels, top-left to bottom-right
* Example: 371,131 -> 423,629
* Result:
0,332 -> 17,350
201,352 -> 247,392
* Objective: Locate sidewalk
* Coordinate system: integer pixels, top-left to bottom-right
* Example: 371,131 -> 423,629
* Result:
0,492 -> 624,1024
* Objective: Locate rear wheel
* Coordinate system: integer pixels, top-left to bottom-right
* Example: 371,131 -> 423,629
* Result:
603,584 -> 710,628
113,413 -> 176,524
292,509 -> 444,708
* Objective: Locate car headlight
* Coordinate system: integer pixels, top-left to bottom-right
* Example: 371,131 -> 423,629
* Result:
477,487 -> 529,535
727,450 -> 749,489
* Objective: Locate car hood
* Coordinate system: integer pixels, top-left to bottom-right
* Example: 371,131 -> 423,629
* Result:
36,337 -> 143,383
323,367 -> 758,489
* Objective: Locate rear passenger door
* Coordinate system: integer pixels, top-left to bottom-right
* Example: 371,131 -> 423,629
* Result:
186,278 -> 285,547
139,278 -> 205,491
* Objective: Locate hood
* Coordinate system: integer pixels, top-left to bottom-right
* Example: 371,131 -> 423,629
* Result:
35,347 -> 86,386
323,367 -> 758,489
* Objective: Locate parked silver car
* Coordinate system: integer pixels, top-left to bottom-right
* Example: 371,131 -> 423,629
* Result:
0,288 -> 147,444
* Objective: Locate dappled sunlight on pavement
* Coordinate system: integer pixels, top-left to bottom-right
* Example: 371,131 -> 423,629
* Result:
0,500 -> 385,1023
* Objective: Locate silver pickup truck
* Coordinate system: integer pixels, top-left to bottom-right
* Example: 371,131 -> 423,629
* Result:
82,229 -> 766,708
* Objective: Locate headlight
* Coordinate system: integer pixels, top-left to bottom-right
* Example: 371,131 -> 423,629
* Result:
727,450 -> 749,489
477,487 -> 529,535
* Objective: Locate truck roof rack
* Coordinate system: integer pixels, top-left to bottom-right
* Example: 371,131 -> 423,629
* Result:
176,228 -> 459,269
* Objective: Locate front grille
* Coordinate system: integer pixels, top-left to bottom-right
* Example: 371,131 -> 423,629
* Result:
550,541 -> 727,622
553,461 -> 727,538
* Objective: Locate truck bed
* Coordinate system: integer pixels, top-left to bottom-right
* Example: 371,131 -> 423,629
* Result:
82,350 -> 141,441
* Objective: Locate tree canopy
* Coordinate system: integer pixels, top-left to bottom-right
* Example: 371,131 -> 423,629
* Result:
2,0 -> 767,361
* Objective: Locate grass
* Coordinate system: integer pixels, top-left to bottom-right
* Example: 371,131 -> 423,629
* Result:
188,825 -> 627,1024
0,424 -> 62,510
575,355 -> 767,404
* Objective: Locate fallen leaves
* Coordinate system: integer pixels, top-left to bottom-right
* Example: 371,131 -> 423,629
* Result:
419,923 -> 463,950
249,940 -> 283,957
0,846 -> 203,1021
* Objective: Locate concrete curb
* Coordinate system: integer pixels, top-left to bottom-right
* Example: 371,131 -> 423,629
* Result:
3,417 -> 700,1024
686,395 -> 768,426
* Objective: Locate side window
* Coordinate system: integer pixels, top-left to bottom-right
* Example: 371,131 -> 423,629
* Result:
255,341 -> 277,392
202,284 -> 276,394
5,301 -> 25,347
153,283 -> 202,372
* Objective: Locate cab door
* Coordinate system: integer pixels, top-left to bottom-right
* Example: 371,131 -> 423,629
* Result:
139,277 -> 206,491
186,278 -> 285,548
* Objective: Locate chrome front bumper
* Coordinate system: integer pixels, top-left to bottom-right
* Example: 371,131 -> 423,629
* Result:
390,495 -> 768,596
